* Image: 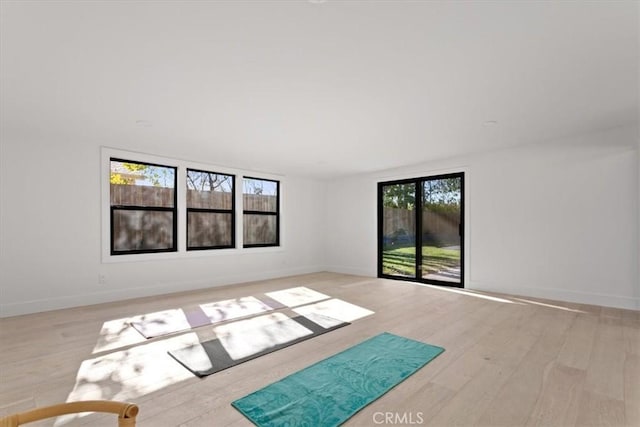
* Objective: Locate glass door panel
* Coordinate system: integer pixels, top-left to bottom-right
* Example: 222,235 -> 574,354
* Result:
378,173 -> 464,288
380,182 -> 417,278
421,177 -> 462,284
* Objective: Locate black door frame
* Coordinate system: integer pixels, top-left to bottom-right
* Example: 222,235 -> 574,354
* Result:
377,172 -> 465,288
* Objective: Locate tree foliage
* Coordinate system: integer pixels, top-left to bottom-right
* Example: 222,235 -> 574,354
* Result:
243,178 -> 277,196
110,162 -> 174,187
383,179 -> 461,210
383,183 -> 416,209
187,171 -> 232,192
423,178 -> 460,206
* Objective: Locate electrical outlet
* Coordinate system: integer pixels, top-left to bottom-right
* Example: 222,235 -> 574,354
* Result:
98,274 -> 107,285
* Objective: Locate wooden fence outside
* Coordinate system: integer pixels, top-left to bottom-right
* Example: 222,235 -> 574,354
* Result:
187,190 -> 232,210
110,184 -> 175,207
110,184 -> 277,248
242,194 -> 277,212
110,185 -> 277,211
383,207 -> 460,246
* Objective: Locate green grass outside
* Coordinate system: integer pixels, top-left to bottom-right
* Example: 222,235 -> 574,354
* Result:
382,245 -> 460,277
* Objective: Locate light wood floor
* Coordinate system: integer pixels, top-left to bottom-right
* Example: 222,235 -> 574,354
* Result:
1,272 -> 638,426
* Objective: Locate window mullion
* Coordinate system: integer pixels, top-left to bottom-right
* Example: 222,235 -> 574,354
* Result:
177,166 -> 187,253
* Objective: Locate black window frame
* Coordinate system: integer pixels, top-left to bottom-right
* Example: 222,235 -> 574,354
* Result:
242,176 -> 280,248
110,157 -> 178,256
186,168 -> 236,251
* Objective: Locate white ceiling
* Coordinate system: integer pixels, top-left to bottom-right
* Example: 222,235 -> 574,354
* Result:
1,1 -> 638,178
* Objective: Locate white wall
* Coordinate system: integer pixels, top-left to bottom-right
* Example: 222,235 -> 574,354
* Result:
0,137 -> 327,317
326,126 -> 639,310
1,126 -> 637,316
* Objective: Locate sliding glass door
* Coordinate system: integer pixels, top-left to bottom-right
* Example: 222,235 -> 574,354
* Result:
378,173 -> 464,288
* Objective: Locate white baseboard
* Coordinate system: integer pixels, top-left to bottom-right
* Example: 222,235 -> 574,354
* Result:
0,265 -> 325,318
323,265 -> 375,278
324,268 -> 639,310
468,281 -> 639,311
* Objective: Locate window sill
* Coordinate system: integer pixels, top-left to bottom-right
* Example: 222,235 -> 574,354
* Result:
101,245 -> 284,264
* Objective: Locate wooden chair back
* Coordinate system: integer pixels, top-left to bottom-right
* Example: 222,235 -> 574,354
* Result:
0,400 -> 139,427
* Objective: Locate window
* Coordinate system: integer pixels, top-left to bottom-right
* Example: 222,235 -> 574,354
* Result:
186,169 -> 235,250
103,148 -> 284,260
243,177 -> 279,247
110,159 -> 177,255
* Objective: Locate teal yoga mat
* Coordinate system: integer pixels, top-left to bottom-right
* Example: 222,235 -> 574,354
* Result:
232,332 -> 444,427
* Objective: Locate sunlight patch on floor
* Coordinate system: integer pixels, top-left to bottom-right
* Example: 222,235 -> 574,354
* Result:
509,297 -> 586,313
74,286 -> 370,426
93,317 -> 148,354
214,312 -> 313,361
265,287 -> 330,308
293,298 -> 374,323
199,296 -> 274,323
419,284 -> 518,304
415,282 -> 587,313
128,308 -> 192,339
57,333 -> 199,426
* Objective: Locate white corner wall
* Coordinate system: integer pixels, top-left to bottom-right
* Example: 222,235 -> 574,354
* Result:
0,137 -> 328,317
326,126 -> 639,310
